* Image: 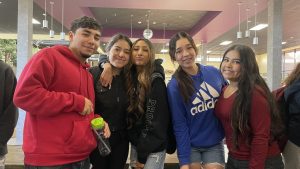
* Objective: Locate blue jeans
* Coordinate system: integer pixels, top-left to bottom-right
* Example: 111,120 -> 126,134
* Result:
25,158 -> 90,169
226,155 -> 284,169
190,141 -> 225,165
129,145 -> 166,169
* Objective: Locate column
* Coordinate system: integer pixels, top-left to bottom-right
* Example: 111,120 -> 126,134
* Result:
15,0 -> 33,145
267,0 -> 282,90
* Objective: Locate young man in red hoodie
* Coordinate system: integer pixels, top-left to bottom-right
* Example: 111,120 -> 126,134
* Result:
13,16 -> 110,169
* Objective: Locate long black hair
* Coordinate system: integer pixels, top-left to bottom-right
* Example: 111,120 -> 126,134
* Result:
168,31 -> 198,102
220,44 -> 284,148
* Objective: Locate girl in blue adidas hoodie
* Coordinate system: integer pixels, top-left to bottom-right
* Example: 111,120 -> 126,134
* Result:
167,32 -> 226,169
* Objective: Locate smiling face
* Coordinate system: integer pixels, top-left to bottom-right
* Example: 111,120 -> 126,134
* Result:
131,40 -> 151,66
220,50 -> 241,82
68,27 -> 101,63
175,38 -> 197,69
108,39 -> 130,69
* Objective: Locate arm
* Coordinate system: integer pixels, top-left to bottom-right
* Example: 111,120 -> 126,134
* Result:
136,77 -> 170,164
13,51 -> 89,117
167,81 -> 191,166
98,54 -> 113,88
249,89 -> 270,169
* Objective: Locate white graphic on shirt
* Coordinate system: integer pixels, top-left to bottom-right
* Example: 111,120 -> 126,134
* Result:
191,82 -> 220,116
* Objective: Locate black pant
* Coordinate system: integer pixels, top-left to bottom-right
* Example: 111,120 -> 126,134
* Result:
90,130 -> 129,169
25,158 -> 90,169
226,154 -> 284,169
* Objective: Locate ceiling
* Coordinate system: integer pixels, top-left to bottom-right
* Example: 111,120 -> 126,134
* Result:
0,0 -> 299,56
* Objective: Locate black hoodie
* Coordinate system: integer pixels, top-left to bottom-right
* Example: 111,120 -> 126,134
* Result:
284,78 -> 300,146
0,60 -> 18,156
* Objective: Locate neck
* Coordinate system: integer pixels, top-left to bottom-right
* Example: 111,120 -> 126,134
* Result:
183,64 -> 198,75
69,46 -> 86,64
112,66 -> 121,76
228,81 -> 239,88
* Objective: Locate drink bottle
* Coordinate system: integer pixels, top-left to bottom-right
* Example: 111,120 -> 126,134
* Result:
91,117 -> 111,156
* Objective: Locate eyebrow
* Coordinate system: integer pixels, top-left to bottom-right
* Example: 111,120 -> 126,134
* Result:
115,45 -> 130,51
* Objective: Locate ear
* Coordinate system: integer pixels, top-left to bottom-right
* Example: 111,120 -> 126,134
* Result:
68,31 -> 74,41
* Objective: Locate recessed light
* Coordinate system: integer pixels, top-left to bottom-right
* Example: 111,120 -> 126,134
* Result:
138,21 -> 142,24
220,41 -> 232,45
160,49 -> 168,53
32,18 -> 41,24
152,21 -> 156,25
250,24 -> 268,31
282,42 -> 287,45
207,51 -> 211,54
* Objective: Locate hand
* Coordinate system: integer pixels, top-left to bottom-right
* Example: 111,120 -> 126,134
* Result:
79,98 -> 93,116
100,63 -> 113,89
135,161 -> 145,169
103,122 -> 111,138
180,165 -> 190,169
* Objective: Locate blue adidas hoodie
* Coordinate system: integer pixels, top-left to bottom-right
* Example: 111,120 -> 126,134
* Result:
167,64 -> 226,166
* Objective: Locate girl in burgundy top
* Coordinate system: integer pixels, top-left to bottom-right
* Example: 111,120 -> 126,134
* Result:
214,44 -> 284,169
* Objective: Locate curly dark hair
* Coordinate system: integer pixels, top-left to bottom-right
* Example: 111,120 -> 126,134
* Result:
70,16 -> 102,33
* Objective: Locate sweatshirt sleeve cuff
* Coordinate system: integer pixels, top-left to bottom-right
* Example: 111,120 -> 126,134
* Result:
138,155 -> 147,164
179,158 -> 190,167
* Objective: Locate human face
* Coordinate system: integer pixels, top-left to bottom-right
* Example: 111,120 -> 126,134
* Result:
108,39 -> 130,69
221,50 -> 241,82
68,28 -> 101,63
131,40 -> 150,66
175,38 -> 197,69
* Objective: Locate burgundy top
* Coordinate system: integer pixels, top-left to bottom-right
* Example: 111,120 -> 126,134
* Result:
215,86 -> 281,169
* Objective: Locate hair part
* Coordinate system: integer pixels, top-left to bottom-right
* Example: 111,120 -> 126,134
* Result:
70,16 -> 102,33
221,44 -> 285,148
168,31 -> 198,102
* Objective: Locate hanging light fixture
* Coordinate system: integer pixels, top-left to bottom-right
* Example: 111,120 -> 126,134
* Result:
253,1 -> 258,45
60,0 -> 65,40
245,8 -> 250,37
42,0 -> 48,28
237,2 -> 242,39
130,14 -> 133,38
49,1 -> 54,38
143,11 -> 153,39
160,23 -> 168,54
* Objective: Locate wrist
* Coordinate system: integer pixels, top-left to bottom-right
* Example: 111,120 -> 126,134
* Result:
100,61 -> 110,69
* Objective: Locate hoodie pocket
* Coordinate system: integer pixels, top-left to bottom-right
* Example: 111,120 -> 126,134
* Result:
64,120 -> 96,154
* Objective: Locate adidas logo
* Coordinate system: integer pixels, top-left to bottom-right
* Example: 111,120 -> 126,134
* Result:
190,82 -> 220,116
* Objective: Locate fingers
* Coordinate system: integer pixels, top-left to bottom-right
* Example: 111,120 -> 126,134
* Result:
103,122 -> 111,138
80,98 -> 94,116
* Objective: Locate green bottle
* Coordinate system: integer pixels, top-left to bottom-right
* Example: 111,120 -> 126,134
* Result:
91,117 -> 111,156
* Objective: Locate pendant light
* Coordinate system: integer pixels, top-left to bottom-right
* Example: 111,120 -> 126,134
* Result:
130,14 -> 133,38
160,23 -> 168,54
245,8 -> 250,37
143,11 -> 153,39
253,1 -> 258,45
49,1 -> 54,38
42,0 -> 48,28
60,0 -> 65,40
237,2 -> 242,39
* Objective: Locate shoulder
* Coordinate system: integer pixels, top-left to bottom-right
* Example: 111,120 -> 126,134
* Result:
201,65 -> 221,76
0,61 -> 10,72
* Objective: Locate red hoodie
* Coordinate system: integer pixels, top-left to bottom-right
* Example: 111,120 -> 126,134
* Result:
14,45 -> 96,166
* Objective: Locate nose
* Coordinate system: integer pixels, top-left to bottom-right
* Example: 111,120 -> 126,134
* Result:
182,49 -> 189,57
137,49 -> 143,56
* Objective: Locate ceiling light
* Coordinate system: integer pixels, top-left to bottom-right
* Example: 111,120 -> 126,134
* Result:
250,24 -> 268,31
282,42 -> 287,45
196,44 -> 201,47
32,18 -> 41,24
220,41 -> 232,45
152,21 -> 156,25
207,51 -> 211,54
138,21 -> 142,24
160,49 -> 168,53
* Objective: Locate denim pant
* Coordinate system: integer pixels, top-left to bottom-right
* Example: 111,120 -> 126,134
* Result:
283,140 -> 300,169
25,158 -> 90,169
129,145 -> 166,169
0,155 -> 5,169
226,154 -> 284,169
